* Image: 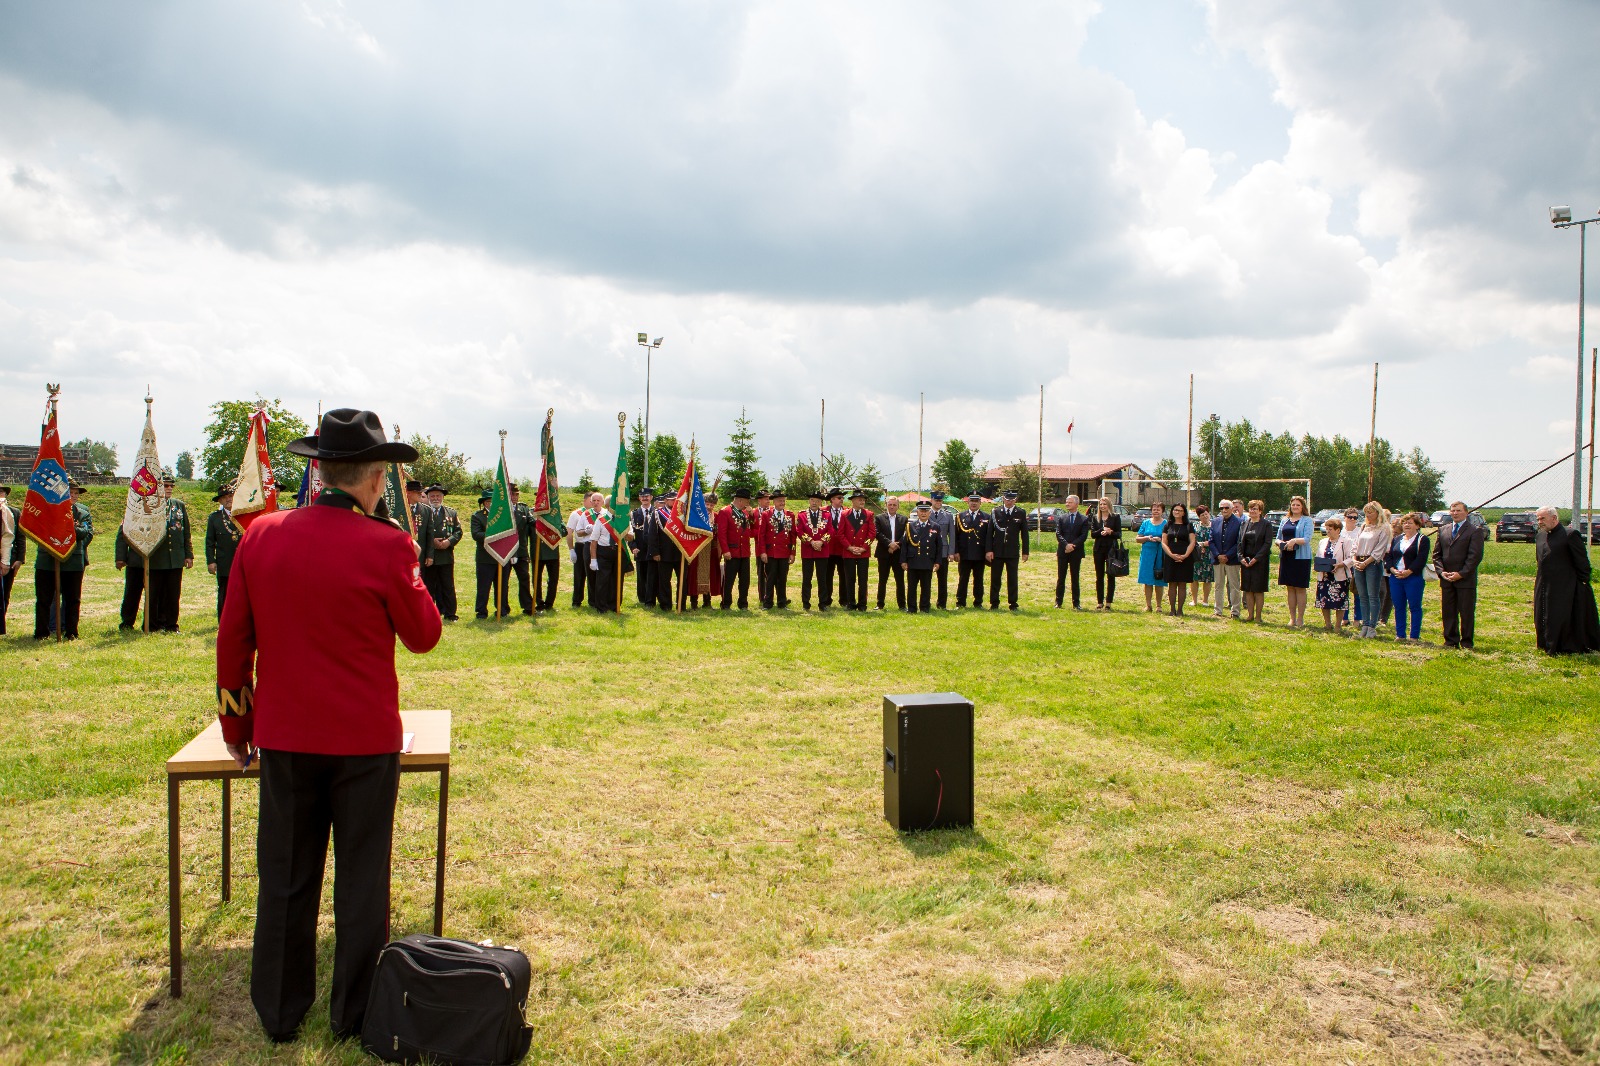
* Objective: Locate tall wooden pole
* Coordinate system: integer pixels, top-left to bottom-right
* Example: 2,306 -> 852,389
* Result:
617,413 -> 626,615
917,392 -> 924,492
142,557 -> 150,634
1587,346 -> 1596,559
1037,385 -> 1044,506
819,399 -> 825,473
1186,374 -> 1194,509
53,558 -> 62,642
1366,362 -> 1379,502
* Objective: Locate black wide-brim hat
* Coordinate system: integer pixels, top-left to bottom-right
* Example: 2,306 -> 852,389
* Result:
287,408 -> 418,463
212,481 -> 235,501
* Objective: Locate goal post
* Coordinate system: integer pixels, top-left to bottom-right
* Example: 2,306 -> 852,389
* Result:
1111,477 -> 1315,513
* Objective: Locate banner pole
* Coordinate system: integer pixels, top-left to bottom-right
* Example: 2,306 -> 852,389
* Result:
142,557 -> 150,634
54,557 -> 62,643
496,562 -> 503,620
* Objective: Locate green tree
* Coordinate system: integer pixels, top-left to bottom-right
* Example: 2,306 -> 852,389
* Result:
175,450 -> 195,480
200,398 -> 309,489
1152,458 -> 1181,483
818,453 -> 857,491
776,461 -> 823,501
858,461 -> 886,504
574,468 -> 599,495
626,413 -> 648,494
719,407 -> 767,493
930,439 -> 981,497
626,414 -> 689,495
998,460 -> 1037,500
1405,447 -> 1446,512
406,433 -> 471,493
66,438 -> 119,475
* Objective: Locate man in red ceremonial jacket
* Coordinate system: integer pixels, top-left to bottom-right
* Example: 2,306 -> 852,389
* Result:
796,489 -> 833,611
758,488 -> 796,609
715,486 -> 757,609
833,487 -> 875,611
215,409 -> 441,1045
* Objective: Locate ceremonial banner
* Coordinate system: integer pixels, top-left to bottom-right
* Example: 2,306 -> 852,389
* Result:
121,396 -> 168,556
662,450 -> 713,561
604,435 -> 629,538
21,385 -> 77,560
381,461 -> 413,537
532,411 -> 566,549
483,453 -> 520,564
231,406 -> 279,531
293,409 -> 324,507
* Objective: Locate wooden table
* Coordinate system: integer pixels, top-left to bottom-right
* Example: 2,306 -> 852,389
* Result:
165,709 -> 451,997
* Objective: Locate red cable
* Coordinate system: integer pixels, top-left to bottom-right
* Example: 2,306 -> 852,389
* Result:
926,769 -> 943,830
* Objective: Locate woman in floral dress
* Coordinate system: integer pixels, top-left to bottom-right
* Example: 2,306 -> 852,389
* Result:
1190,502 -> 1214,607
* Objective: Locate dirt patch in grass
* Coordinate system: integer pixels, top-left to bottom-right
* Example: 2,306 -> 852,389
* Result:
1528,815 -> 1587,847
1013,1045 -> 1133,1065
646,981 -> 746,1034
1296,958 -> 1540,1062
1216,902 -> 1333,946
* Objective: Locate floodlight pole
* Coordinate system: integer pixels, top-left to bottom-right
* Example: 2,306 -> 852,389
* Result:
1553,212 -> 1598,525
637,335 -> 662,492
1208,414 -> 1218,511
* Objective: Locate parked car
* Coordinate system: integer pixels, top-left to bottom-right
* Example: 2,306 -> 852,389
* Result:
1265,510 -> 1288,529
1496,512 -> 1536,543
1429,509 -> 1451,527
1311,508 -> 1341,527
1132,507 -> 1152,526
1027,507 -> 1063,532
1575,518 -> 1600,545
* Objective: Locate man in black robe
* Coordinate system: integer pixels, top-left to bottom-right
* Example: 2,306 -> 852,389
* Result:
1534,506 -> 1600,655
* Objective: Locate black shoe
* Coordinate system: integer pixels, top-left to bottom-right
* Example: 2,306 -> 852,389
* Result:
1009,605 -> 1019,612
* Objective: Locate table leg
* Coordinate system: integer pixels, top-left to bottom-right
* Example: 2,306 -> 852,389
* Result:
433,766 -> 449,936
221,778 -> 231,904
168,775 -> 182,998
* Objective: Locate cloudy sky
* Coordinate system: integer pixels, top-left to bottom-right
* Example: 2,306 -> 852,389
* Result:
1,0 -> 1596,489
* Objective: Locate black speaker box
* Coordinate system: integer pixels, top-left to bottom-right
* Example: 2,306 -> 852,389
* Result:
882,693 -> 973,831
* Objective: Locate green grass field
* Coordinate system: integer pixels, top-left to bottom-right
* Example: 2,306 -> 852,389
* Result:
2,487 -> 1599,1064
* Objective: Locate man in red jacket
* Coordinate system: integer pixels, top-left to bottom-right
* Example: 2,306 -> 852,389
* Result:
758,488 -> 796,608
833,487 -> 875,611
216,408 -> 441,1045
796,489 -> 833,611
715,486 -> 757,609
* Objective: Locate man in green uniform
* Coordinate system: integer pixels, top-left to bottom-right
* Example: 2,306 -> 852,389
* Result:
509,483 -> 536,615
35,480 -> 94,640
422,483 -> 461,620
470,488 -> 510,619
405,479 -> 430,552
115,469 -> 194,631
204,481 -> 242,617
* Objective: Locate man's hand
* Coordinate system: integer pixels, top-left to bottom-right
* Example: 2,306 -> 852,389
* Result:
185,557 -> 194,569
433,536 -> 450,549
985,551 -> 994,562
424,557 -> 433,566
889,542 -> 899,552
115,560 -> 126,571
208,562 -> 217,575
225,741 -> 254,772
653,554 -> 661,562
1022,554 -> 1030,562
590,558 -> 599,571
1064,543 -> 1076,553
760,553 -> 768,563
1443,570 -> 1461,582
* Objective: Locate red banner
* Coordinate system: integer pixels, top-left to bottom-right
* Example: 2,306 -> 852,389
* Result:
232,407 -> 279,531
20,388 -> 77,560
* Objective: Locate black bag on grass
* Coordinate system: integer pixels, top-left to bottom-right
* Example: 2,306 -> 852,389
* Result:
361,934 -> 533,1065
1107,542 -> 1130,578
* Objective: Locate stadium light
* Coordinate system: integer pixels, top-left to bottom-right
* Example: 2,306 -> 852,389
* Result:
1551,206 -> 1600,526
637,334 -> 664,494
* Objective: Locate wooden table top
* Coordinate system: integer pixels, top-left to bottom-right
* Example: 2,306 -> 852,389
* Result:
167,709 -> 451,776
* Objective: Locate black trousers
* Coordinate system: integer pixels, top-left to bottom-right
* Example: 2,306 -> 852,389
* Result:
957,558 -> 986,606
819,556 -> 838,608
652,555 -> 677,609
512,555 -> 534,613
839,558 -> 869,610
122,566 -> 184,630
1440,579 -> 1477,648
535,557 -> 560,610
721,556 -> 750,609
590,560 -> 616,612
423,560 -> 457,619
907,567 -> 932,612
634,552 -> 654,606
989,556 -> 1021,608
1055,551 -> 1083,608
0,568 -> 13,634
801,558 -> 828,609
756,551 -> 770,605
34,568 -> 83,639
120,565 -> 145,628
934,559 -> 949,609
216,574 -> 229,618
762,557 -> 790,607
253,749 -> 398,1041
876,555 -> 905,609
1093,546 -> 1118,604
474,558 -> 510,618
570,551 -> 589,607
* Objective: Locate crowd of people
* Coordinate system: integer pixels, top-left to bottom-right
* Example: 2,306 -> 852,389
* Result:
3,471 -> 1598,655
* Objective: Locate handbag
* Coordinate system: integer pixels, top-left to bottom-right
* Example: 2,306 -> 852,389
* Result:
1107,542 -> 1130,577
362,934 -> 534,1065
1313,554 -> 1335,574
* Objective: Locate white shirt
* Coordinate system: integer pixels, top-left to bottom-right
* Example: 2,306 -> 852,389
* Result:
577,509 -> 614,548
0,498 -> 13,563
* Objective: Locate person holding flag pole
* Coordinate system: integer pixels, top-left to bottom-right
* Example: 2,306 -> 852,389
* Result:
22,385 -> 92,642
471,430 -> 521,619
119,392 -> 168,634
530,409 -> 565,612
660,439 -> 715,611
604,412 -> 635,615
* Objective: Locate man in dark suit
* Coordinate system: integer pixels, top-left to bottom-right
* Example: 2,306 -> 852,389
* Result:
509,484 -> 536,615
928,491 -> 957,608
874,495 -> 907,610
422,484 -> 461,621
986,489 -> 1031,610
205,482 -> 242,617
1053,494 -> 1090,609
901,499 -> 945,612
954,493 -> 990,607
469,489 -> 510,619
1434,500 -> 1486,649
647,491 -> 679,610
629,487 -> 656,606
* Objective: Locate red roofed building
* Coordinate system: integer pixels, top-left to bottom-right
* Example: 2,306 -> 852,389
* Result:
979,462 -> 1155,505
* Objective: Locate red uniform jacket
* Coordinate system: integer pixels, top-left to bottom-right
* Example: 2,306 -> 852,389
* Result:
834,507 -> 875,559
825,506 -> 849,557
758,508 -> 797,559
714,504 -> 757,559
215,493 -> 442,753
796,508 -> 833,560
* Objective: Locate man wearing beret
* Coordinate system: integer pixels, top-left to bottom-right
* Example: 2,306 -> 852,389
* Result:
216,409 -> 441,1045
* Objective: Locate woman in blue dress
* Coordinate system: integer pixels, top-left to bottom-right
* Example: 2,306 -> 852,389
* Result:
1276,494 -> 1315,628
1135,501 -> 1168,611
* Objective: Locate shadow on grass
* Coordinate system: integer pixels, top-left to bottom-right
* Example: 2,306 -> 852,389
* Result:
894,824 -> 993,858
